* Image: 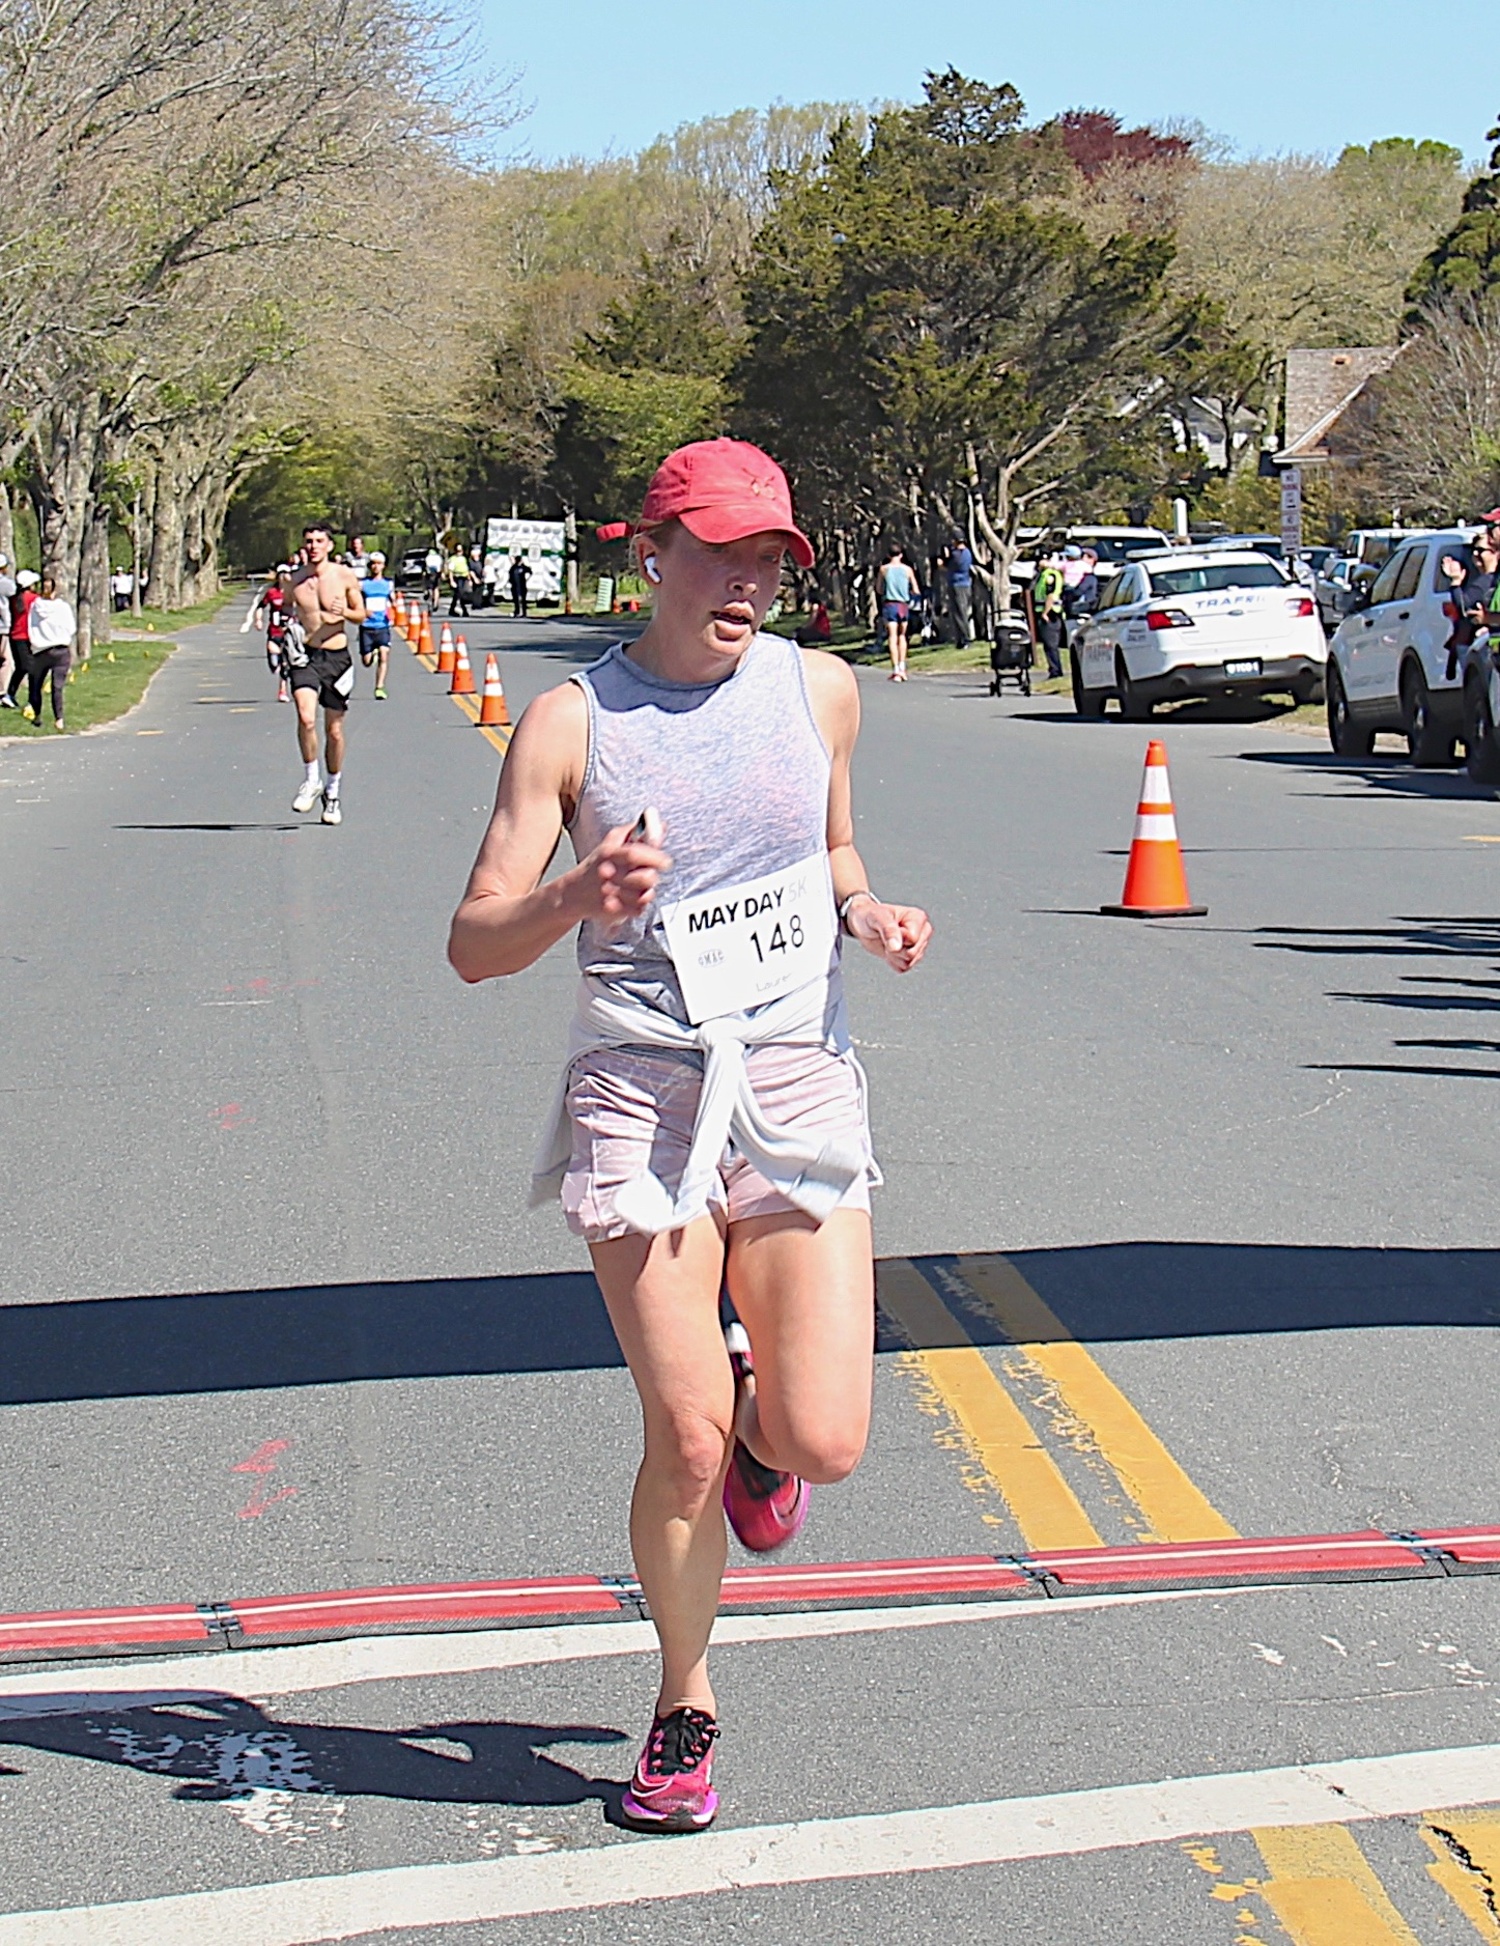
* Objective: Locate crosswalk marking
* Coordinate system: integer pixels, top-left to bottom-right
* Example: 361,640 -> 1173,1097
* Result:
953,1254 -> 1239,1543
1424,1808 -> 1500,1938
876,1258 -> 1103,1548
0,1744 -> 1493,1944
1252,1825 -> 1422,1943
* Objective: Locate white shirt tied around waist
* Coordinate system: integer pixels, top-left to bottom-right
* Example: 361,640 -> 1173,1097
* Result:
531,972 -> 879,1238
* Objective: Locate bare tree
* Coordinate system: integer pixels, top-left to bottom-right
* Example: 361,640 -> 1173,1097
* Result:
1367,296 -> 1500,520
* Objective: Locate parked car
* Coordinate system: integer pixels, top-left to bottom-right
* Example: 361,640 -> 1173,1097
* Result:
1324,528 -> 1479,764
1340,527 -> 1434,573
1314,555 -> 1361,631
1012,525 -> 1172,597
396,549 -> 430,589
1200,531 -> 1285,560
1071,550 -> 1327,718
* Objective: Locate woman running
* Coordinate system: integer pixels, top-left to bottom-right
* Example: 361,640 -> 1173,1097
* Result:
449,438 -> 931,1835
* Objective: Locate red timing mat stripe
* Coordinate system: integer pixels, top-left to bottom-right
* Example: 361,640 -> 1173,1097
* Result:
1,1529 -> 1495,1663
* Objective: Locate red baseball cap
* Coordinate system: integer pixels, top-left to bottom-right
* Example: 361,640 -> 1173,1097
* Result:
1483,508 -> 1500,524
640,438 -> 815,567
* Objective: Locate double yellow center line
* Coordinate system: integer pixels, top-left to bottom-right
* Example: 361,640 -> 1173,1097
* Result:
877,1252 -> 1237,1548
411,625 -> 512,758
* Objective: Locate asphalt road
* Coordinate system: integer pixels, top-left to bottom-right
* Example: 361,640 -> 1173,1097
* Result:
0,603 -> 1497,1942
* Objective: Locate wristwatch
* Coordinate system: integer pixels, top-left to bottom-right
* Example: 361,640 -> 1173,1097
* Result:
838,890 -> 878,933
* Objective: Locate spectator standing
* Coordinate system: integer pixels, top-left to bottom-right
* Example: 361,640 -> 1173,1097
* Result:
878,544 -> 918,680
446,545 -> 473,618
25,574 -> 76,731
0,554 -> 14,705
110,565 -> 133,612
944,536 -> 974,648
1062,547 -> 1100,652
508,554 -> 531,617
1440,534 -> 1500,669
482,552 -> 502,605
1031,551 -> 1066,681
5,570 -> 38,711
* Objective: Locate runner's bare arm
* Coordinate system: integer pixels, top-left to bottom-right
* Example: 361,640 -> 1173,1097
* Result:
448,683 -> 673,982
801,649 -> 932,973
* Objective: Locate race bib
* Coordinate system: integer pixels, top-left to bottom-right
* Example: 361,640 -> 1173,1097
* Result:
660,852 -> 837,1025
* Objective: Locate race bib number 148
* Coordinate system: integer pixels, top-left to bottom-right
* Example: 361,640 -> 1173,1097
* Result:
660,852 -> 837,1025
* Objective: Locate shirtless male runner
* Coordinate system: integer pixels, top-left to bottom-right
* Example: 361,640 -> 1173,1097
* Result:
287,521 -> 366,826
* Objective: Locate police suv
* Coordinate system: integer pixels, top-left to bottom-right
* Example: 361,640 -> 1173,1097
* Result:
1070,549 -> 1328,718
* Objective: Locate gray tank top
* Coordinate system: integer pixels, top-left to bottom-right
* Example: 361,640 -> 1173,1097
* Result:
569,634 -> 836,1022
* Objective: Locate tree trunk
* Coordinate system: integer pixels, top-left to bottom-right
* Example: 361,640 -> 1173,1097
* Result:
148,442 -> 187,611
76,497 -> 111,658
31,394 -> 102,607
0,482 -> 13,566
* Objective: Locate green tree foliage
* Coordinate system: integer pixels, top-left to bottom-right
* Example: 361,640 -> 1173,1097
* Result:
1410,122 -> 1500,307
735,72 -> 1202,603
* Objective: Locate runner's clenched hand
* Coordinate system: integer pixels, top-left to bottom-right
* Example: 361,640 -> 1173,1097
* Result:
573,821 -> 673,929
845,896 -> 932,973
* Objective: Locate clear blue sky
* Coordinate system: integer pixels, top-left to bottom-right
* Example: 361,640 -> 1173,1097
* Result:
480,0 -> 1489,167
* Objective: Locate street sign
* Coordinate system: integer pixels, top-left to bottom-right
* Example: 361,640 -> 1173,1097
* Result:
1279,468 -> 1303,556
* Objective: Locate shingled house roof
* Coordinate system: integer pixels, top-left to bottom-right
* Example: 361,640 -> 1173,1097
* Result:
1275,346 -> 1399,465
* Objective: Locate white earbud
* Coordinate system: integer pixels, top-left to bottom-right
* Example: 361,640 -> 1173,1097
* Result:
643,556 -> 661,584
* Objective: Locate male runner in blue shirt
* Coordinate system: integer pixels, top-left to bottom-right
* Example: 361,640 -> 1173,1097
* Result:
360,552 -> 395,700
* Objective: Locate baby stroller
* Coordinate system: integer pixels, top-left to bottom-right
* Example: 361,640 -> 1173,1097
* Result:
988,613 -> 1033,697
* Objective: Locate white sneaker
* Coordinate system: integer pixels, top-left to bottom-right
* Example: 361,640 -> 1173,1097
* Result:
292,778 -> 321,813
321,792 -> 342,826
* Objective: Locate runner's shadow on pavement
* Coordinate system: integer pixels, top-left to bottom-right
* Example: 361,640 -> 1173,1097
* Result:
114,822 -> 300,833
0,1694 -> 627,1811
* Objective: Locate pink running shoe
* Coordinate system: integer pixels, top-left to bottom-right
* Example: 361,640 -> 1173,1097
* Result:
619,1706 -> 720,1832
722,1323 -> 810,1553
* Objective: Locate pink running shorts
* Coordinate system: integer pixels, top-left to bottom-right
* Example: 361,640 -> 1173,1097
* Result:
561,1043 -> 873,1242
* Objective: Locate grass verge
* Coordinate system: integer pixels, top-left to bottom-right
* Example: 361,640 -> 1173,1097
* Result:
109,587 -> 241,638
1,639 -> 174,737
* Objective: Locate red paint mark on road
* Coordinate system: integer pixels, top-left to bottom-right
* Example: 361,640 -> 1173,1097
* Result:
232,1439 -> 291,1475
211,1102 -> 252,1132
232,1439 -> 299,1520
238,1484 -> 298,1520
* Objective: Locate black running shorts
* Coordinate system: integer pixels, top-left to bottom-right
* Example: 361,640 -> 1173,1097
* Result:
289,646 -> 355,712
359,624 -> 391,664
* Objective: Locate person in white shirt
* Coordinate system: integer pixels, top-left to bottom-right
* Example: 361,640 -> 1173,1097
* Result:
111,566 -> 134,611
26,575 -> 76,731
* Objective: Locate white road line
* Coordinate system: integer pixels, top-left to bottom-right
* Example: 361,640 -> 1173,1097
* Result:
2,1743 -> 1498,1944
0,1585 -> 1255,1720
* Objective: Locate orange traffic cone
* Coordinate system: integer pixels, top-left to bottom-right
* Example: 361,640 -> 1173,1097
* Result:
449,635 -> 476,695
393,593 -> 406,631
436,629 -> 455,675
1101,741 -> 1207,918
477,654 -> 510,727
438,621 -> 454,661
419,612 -> 435,659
